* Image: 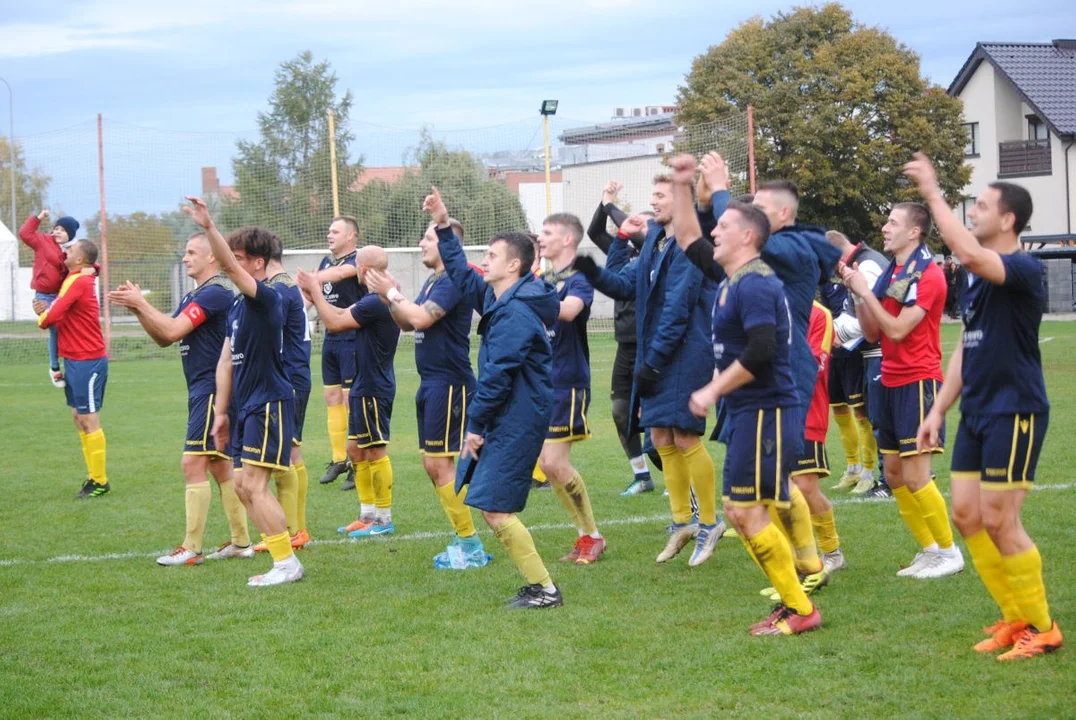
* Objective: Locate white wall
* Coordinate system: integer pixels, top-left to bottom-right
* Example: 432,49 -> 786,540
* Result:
517,181 -> 564,232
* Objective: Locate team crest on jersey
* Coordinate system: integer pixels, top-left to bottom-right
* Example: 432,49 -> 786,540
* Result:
452,402 -> 462,418
323,282 -> 333,295
763,438 -> 775,455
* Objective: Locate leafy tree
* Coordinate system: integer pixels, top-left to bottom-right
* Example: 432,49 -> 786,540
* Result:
85,211 -> 183,312
347,133 -> 529,248
676,3 -> 971,243
220,51 -> 363,247
1,137 -> 53,263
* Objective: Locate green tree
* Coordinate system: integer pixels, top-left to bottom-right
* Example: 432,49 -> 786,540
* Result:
85,211 -> 183,312
221,51 -> 363,247
1,137 -> 53,263
347,133 -> 529,248
676,3 -> 971,242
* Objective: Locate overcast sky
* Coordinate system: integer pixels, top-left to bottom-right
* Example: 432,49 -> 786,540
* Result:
0,0 -> 1070,220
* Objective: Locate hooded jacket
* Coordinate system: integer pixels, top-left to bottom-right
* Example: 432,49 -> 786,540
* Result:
436,227 -> 560,511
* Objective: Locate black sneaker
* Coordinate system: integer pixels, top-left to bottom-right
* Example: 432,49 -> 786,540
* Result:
866,483 -> 893,500
507,584 -> 563,609
320,460 -> 348,485
76,479 -> 111,499
339,462 -> 356,491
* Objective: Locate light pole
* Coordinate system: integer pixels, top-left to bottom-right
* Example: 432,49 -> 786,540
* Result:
540,100 -> 558,216
0,77 -> 14,321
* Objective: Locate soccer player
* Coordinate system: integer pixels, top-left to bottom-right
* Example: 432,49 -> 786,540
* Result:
429,187 -> 564,609
825,230 -> 888,497
362,219 -> 491,568
314,216 -> 363,489
586,182 -> 653,495
263,240 -> 313,549
908,153 -> 1062,659
670,154 -> 821,636
841,202 -> 964,579
299,246 -> 400,538
20,208 -> 78,387
575,175 -> 724,568
108,232 -> 253,564
535,212 -> 606,565
182,197 -> 303,587
35,239 -> 110,499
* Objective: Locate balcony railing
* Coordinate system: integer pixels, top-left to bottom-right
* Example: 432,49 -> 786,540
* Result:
999,139 -> 1051,177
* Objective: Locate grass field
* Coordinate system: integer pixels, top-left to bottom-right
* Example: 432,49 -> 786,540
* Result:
1,325 -> 1074,718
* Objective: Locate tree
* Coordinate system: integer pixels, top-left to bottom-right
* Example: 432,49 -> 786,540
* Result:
85,211 -> 184,312
1,137 -> 53,263
676,3 -> 971,242
346,133 -> 529,248
220,51 -> 363,247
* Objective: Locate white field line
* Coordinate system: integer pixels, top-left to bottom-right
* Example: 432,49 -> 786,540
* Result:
1,482 -> 1072,569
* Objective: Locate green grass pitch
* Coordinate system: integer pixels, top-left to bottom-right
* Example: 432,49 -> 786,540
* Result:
1,325 -> 1073,718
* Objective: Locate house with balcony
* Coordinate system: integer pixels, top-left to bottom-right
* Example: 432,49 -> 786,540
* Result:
948,40 -> 1076,246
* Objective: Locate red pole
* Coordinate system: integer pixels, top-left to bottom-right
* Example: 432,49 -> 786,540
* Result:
97,114 -> 111,357
748,103 -> 757,193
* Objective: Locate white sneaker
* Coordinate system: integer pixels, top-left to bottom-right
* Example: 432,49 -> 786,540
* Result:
156,546 -> 204,566
687,520 -> 726,567
822,549 -> 847,573
897,550 -> 936,577
206,542 -> 256,560
831,467 -> 862,491
914,547 -> 965,579
49,368 -> 66,389
248,559 -> 304,587
657,522 -> 698,563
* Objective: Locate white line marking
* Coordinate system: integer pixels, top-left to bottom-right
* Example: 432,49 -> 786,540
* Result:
1,482 -> 1072,569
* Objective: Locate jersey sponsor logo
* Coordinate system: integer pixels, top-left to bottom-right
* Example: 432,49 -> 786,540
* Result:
242,445 -> 262,454
730,485 -> 756,495
985,467 -> 1008,478
963,329 -> 983,349
549,425 -> 570,432
712,342 -> 725,361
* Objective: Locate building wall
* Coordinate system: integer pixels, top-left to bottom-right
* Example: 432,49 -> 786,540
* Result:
517,181 -> 564,232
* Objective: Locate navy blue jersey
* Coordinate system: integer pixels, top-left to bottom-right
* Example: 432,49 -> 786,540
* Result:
173,276 -> 233,397
711,259 -> 799,413
227,281 -> 293,411
268,272 -> 312,393
960,252 -> 1049,415
350,294 -> 401,398
318,250 -> 362,342
544,267 -> 593,389
414,271 -> 476,384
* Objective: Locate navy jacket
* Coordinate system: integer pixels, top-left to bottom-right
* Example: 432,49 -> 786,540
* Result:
437,227 -> 560,511
589,219 -> 717,435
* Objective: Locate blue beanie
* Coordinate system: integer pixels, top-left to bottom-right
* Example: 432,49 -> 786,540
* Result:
54,216 -> 79,242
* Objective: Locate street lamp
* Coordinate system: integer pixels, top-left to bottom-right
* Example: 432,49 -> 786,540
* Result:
539,100 -> 558,215
0,77 -> 14,321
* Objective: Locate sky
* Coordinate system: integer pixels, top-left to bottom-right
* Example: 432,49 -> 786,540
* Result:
0,0 -> 1071,222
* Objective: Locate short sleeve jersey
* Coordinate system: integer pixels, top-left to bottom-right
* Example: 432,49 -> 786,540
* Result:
805,302 -> 833,442
414,272 -> 476,384
268,272 -> 313,393
711,259 -> 799,414
545,268 -> 593,389
350,294 -> 401,398
877,261 -> 946,387
227,281 -> 293,410
318,250 -> 362,343
174,276 -> 233,397
960,252 -> 1049,415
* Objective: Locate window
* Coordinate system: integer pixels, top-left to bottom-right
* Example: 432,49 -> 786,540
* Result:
959,197 -> 976,228
1028,116 -> 1048,143
963,122 -> 980,156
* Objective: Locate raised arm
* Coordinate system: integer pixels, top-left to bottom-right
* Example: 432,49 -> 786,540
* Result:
182,196 -> 257,298
905,152 -> 1005,284
317,262 -> 358,284
670,153 -> 725,282
422,187 -> 490,312
18,211 -> 50,249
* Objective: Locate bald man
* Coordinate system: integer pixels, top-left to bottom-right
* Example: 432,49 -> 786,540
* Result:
298,246 -> 401,537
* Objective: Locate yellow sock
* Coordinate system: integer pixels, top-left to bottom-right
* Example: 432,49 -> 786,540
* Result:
370,456 -> 393,509
657,445 -> 693,524
494,515 -> 552,588
352,460 -> 375,505
273,465 -> 299,536
532,463 -> 547,483
77,430 -> 91,474
435,482 -> 477,538
833,409 -> 860,466
912,481 -> 954,550
327,403 -> 348,463
1003,546 -> 1052,632
892,485 -> 935,549
295,462 -> 308,532
787,486 -> 822,573
566,472 -> 598,535
682,443 -> 717,526
747,523 -> 813,615
552,480 -> 583,531
85,429 -> 107,484
811,510 -> 840,554
265,531 -> 294,563
218,479 -> 250,547
182,481 -> 212,554
769,503 -> 793,544
966,529 -> 1020,622
739,532 -> 764,571
856,415 -> 878,471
